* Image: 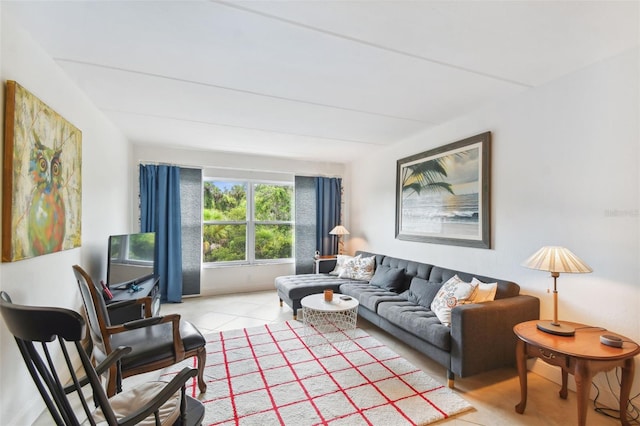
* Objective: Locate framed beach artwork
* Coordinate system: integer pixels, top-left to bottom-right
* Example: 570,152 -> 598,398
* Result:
3,81 -> 82,262
395,132 -> 491,248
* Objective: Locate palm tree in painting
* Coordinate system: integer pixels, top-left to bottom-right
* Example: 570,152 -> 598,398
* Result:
402,157 -> 454,198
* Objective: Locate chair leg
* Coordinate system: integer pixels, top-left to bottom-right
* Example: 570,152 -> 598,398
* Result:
196,347 -> 207,393
107,365 -> 118,397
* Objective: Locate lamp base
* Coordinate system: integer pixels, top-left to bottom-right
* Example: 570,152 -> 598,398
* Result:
536,320 -> 575,336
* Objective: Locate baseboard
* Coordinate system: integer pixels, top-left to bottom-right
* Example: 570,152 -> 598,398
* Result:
529,359 -> 621,412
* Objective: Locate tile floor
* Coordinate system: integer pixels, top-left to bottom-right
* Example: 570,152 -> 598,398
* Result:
161,290 -> 622,426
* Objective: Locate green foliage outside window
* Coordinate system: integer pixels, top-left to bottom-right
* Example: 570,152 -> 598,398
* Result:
203,224 -> 246,262
255,224 -> 292,260
254,184 -> 292,221
203,180 -> 293,263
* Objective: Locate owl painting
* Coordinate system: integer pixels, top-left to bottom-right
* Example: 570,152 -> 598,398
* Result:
3,81 -> 82,262
28,138 -> 65,255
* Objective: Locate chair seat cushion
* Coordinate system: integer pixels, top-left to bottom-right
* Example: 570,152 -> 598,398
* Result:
89,381 -> 181,425
112,320 -> 205,370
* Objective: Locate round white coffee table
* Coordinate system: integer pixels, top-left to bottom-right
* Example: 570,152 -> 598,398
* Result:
301,293 -> 359,348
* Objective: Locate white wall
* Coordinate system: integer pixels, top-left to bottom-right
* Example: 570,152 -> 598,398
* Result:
132,145 -> 346,296
0,12 -> 132,425
349,47 -> 639,406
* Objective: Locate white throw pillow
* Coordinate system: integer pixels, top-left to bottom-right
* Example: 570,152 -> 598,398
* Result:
430,275 -> 478,326
468,277 -> 498,303
338,255 -> 376,281
329,254 -> 360,276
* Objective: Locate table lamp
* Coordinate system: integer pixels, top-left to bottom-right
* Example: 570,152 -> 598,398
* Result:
329,225 -> 350,255
522,246 -> 592,336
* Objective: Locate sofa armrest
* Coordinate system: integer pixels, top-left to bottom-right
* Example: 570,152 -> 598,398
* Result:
449,295 -> 539,377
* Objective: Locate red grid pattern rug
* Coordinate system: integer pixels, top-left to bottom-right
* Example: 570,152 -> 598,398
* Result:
161,321 -> 472,425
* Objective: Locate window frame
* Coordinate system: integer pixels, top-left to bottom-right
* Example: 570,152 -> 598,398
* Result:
203,178 -> 294,267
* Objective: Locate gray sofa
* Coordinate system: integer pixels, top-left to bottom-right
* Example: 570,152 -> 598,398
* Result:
275,250 -> 540,387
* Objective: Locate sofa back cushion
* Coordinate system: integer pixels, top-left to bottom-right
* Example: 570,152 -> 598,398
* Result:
406,277 -> 443,308
369,265 -> 405,292
355,251 -> 519,300
356,251 -> 432,293
428,266 -> 520,299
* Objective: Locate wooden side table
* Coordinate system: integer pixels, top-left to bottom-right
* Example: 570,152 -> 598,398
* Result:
514,320 -> 640,426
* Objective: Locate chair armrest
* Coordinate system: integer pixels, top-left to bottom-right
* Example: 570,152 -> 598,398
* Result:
450,295 -> 540,377
105,314 -> 186,362
106,314 -> 180,333
107,296 -> 153,318
119,367 -> 198,425
93,346 -> 132,375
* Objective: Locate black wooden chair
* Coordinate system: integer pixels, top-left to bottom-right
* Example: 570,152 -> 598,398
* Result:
73,265 -> 207,397
0,291 -> 205,425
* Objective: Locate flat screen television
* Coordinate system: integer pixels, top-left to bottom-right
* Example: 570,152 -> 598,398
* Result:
107,232 -> 156,287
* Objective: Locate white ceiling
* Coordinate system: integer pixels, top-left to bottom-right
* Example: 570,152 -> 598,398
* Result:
3,1 -> 638,163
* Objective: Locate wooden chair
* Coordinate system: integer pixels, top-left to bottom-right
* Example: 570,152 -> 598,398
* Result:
72,265 -> 207,397
0,291 -> 204,425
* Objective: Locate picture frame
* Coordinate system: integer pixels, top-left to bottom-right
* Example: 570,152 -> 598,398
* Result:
3,81 -> 82,262
395,132 -> 491,248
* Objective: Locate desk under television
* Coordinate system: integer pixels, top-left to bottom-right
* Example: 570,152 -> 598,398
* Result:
106,275 -> 161,323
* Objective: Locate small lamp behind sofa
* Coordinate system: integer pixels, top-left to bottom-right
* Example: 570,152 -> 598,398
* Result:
330,225 -> 350,255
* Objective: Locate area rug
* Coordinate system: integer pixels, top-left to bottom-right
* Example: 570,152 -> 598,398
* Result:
160,321 -> 472,425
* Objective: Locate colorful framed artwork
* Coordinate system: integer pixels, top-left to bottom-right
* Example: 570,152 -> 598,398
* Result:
3,81 -> 82,262
396,132 -> 491,248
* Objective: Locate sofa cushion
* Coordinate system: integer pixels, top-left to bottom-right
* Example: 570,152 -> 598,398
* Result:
406,277 -> 443,308
339,282 -> 405,312
369,265 -> 405,292
339,255 -> 376,281
329,254 -> 360,276
469,277 -> 498,303
428,265 -> 520,300
430,275 -> 478,326
377,301 -> 451,351
275,274 -> 352,301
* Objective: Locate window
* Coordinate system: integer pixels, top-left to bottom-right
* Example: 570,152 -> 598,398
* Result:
203,180 -> 293,264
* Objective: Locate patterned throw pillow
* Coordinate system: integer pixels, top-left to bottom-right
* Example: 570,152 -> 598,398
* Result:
430,275 -> 478,326
338,255 -> 376,281
329,254 -> 360,276
468,277 -> 498,303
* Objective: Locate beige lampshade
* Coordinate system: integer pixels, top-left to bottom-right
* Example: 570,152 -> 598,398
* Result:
329,225 -> 350,236
522,246 -> 592,274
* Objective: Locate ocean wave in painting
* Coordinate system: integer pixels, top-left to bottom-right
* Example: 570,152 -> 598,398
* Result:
401,192 -> 479,236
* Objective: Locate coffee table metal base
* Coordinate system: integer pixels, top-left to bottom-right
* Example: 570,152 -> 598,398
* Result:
301,294 -> 359,351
